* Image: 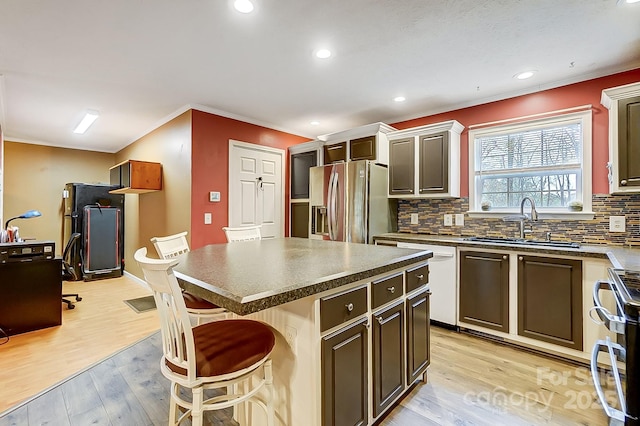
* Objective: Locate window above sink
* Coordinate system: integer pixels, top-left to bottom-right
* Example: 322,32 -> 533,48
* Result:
468,108 -> 594,220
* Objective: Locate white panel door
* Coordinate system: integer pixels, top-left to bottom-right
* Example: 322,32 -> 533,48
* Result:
229,141 -> 284,239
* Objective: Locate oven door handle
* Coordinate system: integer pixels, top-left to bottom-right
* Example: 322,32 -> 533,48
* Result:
591,338 -> 627,423
591,280 -> 626,334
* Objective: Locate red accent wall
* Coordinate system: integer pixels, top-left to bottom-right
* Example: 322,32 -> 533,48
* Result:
190,110 -> 308,249
392,68 -> 640,197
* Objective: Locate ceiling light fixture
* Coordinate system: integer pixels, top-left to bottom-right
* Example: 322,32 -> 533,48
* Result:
234,0 -> 254,13
73,110 -> 99,134
394,96 -> 406,102
514,70 -> 536,80
315,49 -> 332,59
617,0 -> 640,4
310,121 -> 320,125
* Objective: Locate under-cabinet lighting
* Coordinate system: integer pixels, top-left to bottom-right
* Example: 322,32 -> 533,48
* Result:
73,110 -> 99,134
234,0 -> 254,13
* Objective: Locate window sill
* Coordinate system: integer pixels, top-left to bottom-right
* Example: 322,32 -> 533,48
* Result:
467,210 -> 595,220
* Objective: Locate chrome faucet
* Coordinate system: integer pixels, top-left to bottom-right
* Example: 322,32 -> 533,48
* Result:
518,197 -> 538,238
503,196 -> 539,239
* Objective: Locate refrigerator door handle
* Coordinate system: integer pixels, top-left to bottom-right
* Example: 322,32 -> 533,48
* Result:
327,167 -> 336,240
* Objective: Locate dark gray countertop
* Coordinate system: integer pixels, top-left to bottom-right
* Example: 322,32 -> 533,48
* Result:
173,238 -> 432,315
374,233 -> 640,271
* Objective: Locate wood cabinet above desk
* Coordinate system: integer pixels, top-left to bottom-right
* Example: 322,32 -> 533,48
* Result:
109,160 -> 162,194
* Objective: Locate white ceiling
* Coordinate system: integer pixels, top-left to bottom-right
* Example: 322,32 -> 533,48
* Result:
1,0 -> 639,153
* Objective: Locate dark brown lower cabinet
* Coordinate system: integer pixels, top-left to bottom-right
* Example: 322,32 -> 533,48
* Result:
321,318 -> 368,426
518,255 -> 583,350
459,251 -> 509,332
290,202 -> 309,238
407,289 -> 430,384
372,301 -> 405,418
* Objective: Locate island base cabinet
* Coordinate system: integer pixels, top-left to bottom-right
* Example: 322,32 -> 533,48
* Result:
459,251 -> 509,332
407,289 -> 430,384
372,301 -> 405,418
321,318 -> 369,426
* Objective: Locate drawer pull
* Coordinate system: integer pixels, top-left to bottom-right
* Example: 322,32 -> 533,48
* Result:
416,274 -> 424,280
345,303 -> 354,312
377,316 -> 384,324
387,286 -> 396,294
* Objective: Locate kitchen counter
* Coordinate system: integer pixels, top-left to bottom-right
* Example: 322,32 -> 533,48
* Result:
374,232 -> 640,271
174,237 -> 432,315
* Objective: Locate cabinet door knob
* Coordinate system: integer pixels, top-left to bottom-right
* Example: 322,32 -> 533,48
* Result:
621,179 -> 628,186
345,303 -> 354,312
387,286 -> 396,294
416,274 -> 424,280
377,316 -> 384,324
519,256 -> 523,261
503,255 -> 508,260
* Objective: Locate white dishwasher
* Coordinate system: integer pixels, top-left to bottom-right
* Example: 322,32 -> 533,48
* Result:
397,242 -> 457,327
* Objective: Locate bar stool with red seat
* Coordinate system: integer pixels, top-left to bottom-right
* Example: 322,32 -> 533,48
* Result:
134,247 -> 275,426
151,231 -> 227,324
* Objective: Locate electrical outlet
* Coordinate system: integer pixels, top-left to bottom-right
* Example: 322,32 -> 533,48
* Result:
410,213 -> 419,225
609,215 -> 626,232
285,325 -> 297,355
455,213 -> 464,226
204,212 -> 212,225
444,214 -> 453,226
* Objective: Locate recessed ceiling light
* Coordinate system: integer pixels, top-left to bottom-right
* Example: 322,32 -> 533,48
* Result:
73,110 -> 99,134
315,49 -> 332,59
618,0 -> 640,4
310,121 -> 320,125
394,96 -> 406,102
234,0 -> 254,13
514,70 -> 536,80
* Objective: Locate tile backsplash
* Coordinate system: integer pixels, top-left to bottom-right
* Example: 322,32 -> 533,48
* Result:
397,194 -> 640,247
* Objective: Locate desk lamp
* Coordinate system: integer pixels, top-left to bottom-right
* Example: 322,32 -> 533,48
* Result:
5,209 -> 42,230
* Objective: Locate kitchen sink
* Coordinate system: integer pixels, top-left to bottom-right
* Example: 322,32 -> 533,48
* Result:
465,236 -> 581,249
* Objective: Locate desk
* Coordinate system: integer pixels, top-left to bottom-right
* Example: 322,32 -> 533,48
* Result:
0,257 -> 62,336
173,238 -> 432,426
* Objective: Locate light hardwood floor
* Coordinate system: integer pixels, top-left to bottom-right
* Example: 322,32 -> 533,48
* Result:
0,275 -> 159,414
0,275 -> 610,425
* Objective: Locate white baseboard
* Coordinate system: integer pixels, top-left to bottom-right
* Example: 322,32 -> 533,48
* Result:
123,271 -> 150,289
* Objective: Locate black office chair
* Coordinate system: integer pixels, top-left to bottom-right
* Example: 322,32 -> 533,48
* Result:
62,232 -> 83,309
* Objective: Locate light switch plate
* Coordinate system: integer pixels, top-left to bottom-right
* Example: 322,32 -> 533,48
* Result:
609,215 -> 625,232
444,214 -> 453,226
410,213 -> 419,225
455,213 -> 464,226
204,212 -> 212,225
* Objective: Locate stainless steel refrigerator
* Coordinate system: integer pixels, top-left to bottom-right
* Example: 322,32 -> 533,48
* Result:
309,160 -> 396,244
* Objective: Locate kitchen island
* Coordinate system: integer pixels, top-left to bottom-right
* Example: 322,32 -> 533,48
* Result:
173,238 -> 433,426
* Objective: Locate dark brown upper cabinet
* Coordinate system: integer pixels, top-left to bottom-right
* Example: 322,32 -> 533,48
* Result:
291,151 -> 317,199
518,255 -> 583,351
323,141 -> 347,164
387,120 -> 463,198
349,136 -> 376,161
602,82 -> 640,194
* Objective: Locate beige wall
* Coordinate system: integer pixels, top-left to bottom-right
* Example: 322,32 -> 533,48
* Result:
115,110 -> 192,278
3,141 -> 114,254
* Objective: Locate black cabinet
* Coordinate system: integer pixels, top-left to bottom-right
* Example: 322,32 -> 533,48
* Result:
407,289 -> 430,384
459,251 -> 510,332
518,255 -> 583,350
321,318 -> 368,426
291,151 -> 317,199
372,301 -> 405,418
617,95 -> 640,189
388,137 -> 415,195
418,132 -> 448,194
349,136 -> 376,161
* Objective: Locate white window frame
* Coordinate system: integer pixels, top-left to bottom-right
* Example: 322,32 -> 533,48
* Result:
468,110 -> 593,220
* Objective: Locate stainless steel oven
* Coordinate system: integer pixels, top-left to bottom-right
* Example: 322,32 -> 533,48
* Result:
591,268 -> 640,426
